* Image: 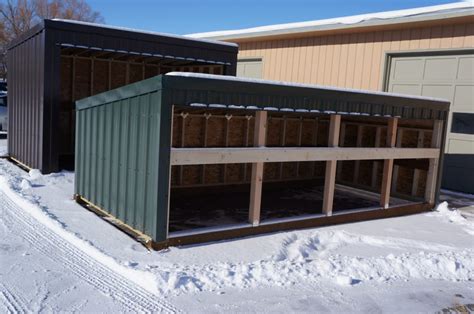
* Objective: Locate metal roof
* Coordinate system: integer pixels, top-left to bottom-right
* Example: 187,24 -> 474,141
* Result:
77,73 -> 450,120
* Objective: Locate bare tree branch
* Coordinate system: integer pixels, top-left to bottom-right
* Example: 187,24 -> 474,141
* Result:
0,0 -> 104,79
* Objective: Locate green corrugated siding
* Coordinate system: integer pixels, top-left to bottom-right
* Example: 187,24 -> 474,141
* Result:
75,87 -> 165,241
75,74 -> 450,243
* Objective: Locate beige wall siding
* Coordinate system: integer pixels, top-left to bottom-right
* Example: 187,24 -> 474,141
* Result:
237,22 -> 474,91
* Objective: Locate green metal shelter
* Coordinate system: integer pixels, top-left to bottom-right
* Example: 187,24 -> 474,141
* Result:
75,73 -> 450,249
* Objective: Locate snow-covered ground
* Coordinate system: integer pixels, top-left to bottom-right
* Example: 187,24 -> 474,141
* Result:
0,138 -> 473,313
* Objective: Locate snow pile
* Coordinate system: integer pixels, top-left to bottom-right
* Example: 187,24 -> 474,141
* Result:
147,229 -> 473,295
429,201 -> 474,236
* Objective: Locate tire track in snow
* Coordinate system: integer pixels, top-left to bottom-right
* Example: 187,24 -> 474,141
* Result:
0,192 -> 178,313
0,282 -> 29,314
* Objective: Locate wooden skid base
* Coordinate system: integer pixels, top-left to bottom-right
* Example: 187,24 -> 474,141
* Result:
75,195 -> 153,250
8,156 -> 32,172
152,202 -> 432,250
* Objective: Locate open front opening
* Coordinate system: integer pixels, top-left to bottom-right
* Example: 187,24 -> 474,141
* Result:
59,47 -> 225,169
168,106 -> 441,235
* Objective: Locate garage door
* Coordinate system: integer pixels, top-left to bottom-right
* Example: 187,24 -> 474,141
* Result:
387,51 -> 474,194
237,58 -> 263,79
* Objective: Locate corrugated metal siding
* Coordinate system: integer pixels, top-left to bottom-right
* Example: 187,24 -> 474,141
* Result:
237,22 -> 474,90
75,91 -> 162,239
7,30 -> 45,169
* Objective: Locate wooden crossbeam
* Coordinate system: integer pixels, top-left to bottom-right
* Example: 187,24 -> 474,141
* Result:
380,117 -> 398,209
171,147 -> 439,165
322,115 -> 341,216
425,120 -> 443,205
249,111 -> 267,226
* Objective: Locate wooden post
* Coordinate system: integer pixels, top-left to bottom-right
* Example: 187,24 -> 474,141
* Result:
371,126 -> 382,188
243,115 -> 252,181
353,125 -> 363,184
179,112 -> 188,185
249,111 -> 267,226
380,117 -> 398,209
296,117 -> 303,176
411,131 -> 425,196
311,117 -> 319,176
279,116 -> 287,179
201,113 -> 211,184
223,114 -> 232,183
391,128 -> 403,194
425,121 -> 443,205
336,121 -> 346,180
322,114 -> 341,216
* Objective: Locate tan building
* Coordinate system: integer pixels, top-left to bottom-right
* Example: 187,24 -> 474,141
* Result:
190,2 -> 474,193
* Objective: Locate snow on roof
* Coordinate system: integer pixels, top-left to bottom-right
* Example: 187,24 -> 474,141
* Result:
187,2 -> 473,40
51,19 -> 238,48
166,72 -> 449,103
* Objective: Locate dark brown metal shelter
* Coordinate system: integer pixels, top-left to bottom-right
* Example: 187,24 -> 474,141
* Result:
6,19 -> 238,173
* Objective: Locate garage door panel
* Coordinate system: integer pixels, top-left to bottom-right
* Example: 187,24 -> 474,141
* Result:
421,84 -> 453,100
458,57 -> 474,80
424,57 -> 458,80
392,58 -> 424,80
390,84 -> 421,96
448,138 -> 474,154
453,85 -> 474,112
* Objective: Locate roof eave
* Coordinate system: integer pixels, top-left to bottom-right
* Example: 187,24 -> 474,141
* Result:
190,9 -> 474,42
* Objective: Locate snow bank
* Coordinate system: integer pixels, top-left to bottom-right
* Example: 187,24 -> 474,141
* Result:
146,228 -> 473,296
429,201 -> 474,235
0,173 -> 161,296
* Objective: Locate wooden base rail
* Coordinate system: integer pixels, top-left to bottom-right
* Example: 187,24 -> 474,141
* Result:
170,147 -> 440,165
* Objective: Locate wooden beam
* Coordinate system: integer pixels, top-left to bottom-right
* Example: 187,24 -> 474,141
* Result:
336,121 -> 346,180
371,126 -> 382,188
243,115 -> 252,181
279,116 -> 287,180
249,111 -> 267,226
353,125 -> 363,183
411,131 -> 425,196
322,114 -> 341,216
312,117 -> 319,176
425,120 -> 443,205
391,128 -> 404,194
296,117 -> 303,176
179,112 -> 188,185
380,117 -> 398,209
171,147 -> 439,165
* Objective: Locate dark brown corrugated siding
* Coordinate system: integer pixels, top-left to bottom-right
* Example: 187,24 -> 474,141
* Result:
7,30 -> 45,170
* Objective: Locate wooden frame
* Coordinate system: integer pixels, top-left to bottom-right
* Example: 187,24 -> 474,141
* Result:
249,111 -> 267,226
322,114 -> 341,215
380,117 -> 398,209
171,147 -> 439,165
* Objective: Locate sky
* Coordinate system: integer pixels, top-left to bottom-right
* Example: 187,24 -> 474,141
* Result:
87,0 -> 459,35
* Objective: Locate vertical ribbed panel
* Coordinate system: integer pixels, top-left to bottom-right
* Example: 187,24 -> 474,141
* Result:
7,31 -> 45,170
75,91 -> 162,239
237,21 -> 474,90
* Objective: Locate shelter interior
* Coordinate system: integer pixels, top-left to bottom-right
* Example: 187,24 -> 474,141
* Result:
59,46 -> 225,169
169,106 -> 438,234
